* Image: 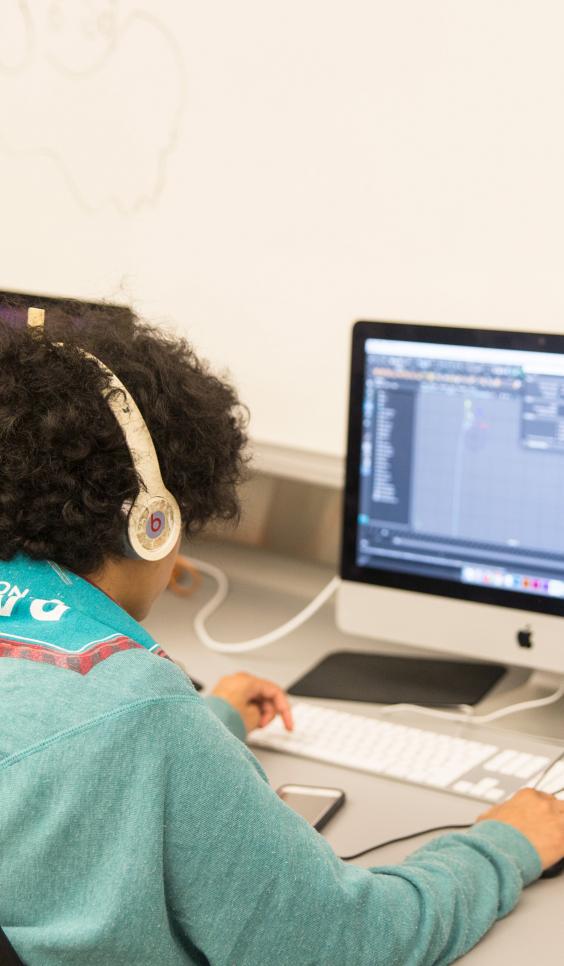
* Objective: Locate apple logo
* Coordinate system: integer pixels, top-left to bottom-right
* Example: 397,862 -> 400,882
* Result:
517,627 -> 533,648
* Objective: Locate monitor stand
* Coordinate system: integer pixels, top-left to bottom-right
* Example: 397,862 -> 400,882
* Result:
288,651 -> 506,707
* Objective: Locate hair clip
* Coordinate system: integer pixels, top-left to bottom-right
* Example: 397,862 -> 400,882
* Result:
27,307 -> 46,333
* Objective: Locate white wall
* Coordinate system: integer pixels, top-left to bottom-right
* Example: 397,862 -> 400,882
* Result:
2,1 -> 564,472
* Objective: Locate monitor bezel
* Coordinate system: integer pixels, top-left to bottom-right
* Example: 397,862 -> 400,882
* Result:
341,319 -> 564,619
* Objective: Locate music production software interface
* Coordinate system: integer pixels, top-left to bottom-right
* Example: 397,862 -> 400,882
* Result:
357,339 -> 564,599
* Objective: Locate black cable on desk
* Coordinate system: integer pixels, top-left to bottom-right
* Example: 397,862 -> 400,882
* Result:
341,750 -> 564,862
340,820 -> 564,880
339,823 -> 472,861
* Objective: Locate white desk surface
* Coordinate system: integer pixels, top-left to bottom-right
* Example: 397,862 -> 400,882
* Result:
144,540 -> 564,964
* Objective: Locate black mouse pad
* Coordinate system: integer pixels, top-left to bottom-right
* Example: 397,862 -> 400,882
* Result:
288,651 -> 505,706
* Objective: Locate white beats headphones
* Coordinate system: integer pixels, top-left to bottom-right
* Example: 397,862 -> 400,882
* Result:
27,307 -> 182,562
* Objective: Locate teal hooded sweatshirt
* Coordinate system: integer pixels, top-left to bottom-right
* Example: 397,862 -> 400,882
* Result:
0,556 -> 541,965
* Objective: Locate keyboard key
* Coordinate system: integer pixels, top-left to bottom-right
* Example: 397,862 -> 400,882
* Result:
472,777 -> 500,795
498,752 -> 540,776
453,780 -> 472,794
484,750 -> 519,772
514,755 -> 550,779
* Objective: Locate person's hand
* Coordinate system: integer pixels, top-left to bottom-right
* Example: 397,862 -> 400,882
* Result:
211,672 -> 294,735
476,787 -> 564,870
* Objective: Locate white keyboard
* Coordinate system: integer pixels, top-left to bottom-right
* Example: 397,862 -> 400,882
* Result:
248,702 -> 564,803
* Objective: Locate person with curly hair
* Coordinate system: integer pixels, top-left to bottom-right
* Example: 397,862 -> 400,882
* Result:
0,302 -> 563,966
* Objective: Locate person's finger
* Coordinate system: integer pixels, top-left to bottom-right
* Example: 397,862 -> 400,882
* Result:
258,700 -> 276,727
245,702 -> 261,732
252,679 -> 294,731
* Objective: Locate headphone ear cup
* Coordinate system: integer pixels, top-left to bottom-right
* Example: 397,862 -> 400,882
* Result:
126,491 -> 182,561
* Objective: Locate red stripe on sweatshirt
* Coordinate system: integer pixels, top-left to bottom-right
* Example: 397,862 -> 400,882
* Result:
0,635 -> 151,674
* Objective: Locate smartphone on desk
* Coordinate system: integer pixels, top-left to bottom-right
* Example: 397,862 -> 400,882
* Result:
277,784 -> 346,831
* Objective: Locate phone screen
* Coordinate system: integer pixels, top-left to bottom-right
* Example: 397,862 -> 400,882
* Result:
277,785 -> 345,829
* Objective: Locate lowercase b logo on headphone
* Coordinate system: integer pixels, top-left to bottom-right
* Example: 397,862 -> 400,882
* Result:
147,511 -> 165,539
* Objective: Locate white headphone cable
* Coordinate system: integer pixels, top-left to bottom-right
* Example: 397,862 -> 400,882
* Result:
186,557 -> 340,654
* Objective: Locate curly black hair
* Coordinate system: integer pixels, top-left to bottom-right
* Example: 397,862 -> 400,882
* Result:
0,299 -> 248,574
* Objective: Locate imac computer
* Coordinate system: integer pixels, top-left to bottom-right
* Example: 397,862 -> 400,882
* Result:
334,320 -> 564,705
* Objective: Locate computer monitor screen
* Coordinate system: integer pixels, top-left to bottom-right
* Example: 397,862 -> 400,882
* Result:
341,322 -> 564,628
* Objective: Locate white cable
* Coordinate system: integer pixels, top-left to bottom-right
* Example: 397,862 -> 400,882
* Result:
377,685 -> 564,724
186,558 -> 564,720
188,557 -> 341,654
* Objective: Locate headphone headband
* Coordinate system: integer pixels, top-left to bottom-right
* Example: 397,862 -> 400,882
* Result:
27,307 -> 182,562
